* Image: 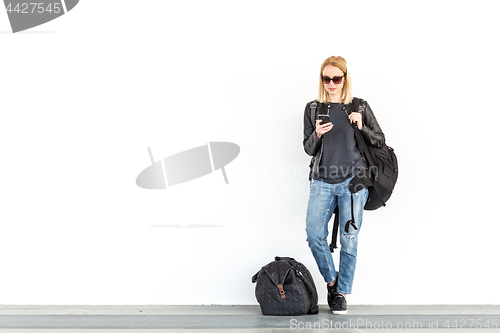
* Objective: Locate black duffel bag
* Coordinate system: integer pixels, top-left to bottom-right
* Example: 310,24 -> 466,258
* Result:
252,256 -> 319,316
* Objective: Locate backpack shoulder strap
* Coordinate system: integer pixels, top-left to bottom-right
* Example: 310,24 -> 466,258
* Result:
310,100 -> 318,126
329,98 -> 368,252
329,206 -> 340,252
350,97 -> 386,207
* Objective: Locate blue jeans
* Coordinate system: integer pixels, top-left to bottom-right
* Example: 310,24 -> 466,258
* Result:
305,176 -> 368,295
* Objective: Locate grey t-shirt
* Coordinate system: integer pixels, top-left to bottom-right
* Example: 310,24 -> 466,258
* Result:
313,102 -> 367,184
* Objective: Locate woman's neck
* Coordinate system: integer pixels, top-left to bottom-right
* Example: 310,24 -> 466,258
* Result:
328,94 -> 341,103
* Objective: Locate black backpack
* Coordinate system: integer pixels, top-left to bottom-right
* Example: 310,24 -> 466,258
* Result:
252,256 -> 319,316
348,97 -> 398,210
309,98 -> 398,251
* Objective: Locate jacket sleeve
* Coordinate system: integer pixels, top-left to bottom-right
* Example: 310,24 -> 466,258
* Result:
303,101 -> 322,156
360,100 -> 385,148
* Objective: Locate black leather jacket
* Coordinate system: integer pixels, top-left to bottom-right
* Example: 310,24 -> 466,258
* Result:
303,99 -> 385,177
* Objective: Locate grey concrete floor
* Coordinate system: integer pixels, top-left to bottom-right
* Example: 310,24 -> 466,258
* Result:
0,305 -> 499,332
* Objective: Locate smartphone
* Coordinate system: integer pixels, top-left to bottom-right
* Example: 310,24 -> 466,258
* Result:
318,115 -> 331,125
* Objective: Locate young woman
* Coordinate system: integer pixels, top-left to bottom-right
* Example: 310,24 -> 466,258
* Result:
302,56 -> 385,314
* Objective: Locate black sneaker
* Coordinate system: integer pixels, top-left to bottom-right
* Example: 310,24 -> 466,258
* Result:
327,273 -> 338,310
327,284 -> 336,310
331,293 -> 348,315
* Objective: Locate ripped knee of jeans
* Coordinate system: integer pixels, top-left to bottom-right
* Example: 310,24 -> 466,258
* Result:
342,233 -> 356,240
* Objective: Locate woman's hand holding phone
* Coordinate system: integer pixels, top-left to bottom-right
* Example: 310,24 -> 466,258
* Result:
315,118 -> 333,139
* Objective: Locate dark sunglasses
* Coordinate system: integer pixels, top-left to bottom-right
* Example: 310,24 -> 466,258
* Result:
322,75 -> 344,84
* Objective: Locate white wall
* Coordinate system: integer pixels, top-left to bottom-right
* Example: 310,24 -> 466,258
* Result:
1,0 -> 499,305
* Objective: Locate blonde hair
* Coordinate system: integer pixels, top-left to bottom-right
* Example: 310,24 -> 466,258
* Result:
317,56 -> 353,104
